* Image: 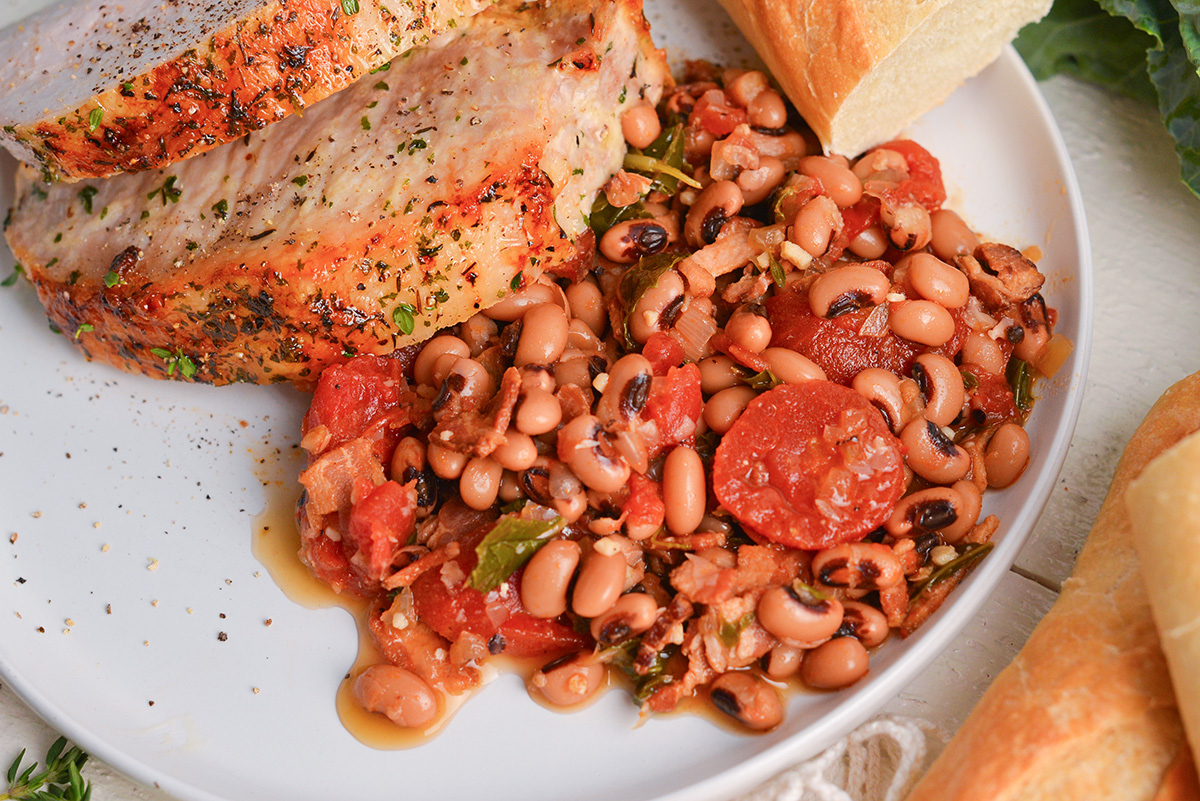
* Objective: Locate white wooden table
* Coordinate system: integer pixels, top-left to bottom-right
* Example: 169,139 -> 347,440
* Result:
3,60 -> 1200,801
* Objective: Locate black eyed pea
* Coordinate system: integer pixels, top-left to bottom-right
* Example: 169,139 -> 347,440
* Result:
515,303 -> 569,367
757,584 -> 845,647
960,331 -> 1007,375
483,282 -> 563,322
790,195 -> 842,257
984,423 -> 1031,488
725,70 -> 769,107
884,486 -> 963,539
599,219 -> 671,264
900,418 -> 971,484
530,652 -> 607,707
709,672 -> 784,731
905,252 -> 970,309
838,601 -> 890,649
929,208 -> 980,262
427,442 -> 468,480
762,347 -> 826,384
912,353 -> 965,427
847,225 -> 888,259
413,335 -> 470,387
571,540 -> 628,618
520,539 -> 581,619
724,309 -> 773,353
558,414 -> 631,494
703,386 -> 757,435
596,353 -> 654,424
699,355 -> 746,395
685,181 -> 744,248
800,637 -> 870,690
881,202 -> 932,251
629,269 -> 686,344
564,279 -> 607,337
663,446 -> 706,535
763,644 -> 804,680
459,456 -> 503,511
514,388 -> 562,436
808,263 -> 890,319
589,592 -> 659,645
888,300 -> 956,348
944,480 -> 983,543
621,102 -> 662,150
812,542 -> 905,590
353,664 -> 439,728
799,155 -> 864,208
851,368 -> 910,433
736,156 -> 786,205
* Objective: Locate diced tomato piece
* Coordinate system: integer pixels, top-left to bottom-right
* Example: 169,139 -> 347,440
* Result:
303,355 -> 417,461
962,364 -> 1020,426
713,382 -> 905,550
839,198 -> 881,243
410,523 -> 587,658
643,332 -> 686,376
302,530 -> 360,595
644,363 -> 703,449
624,473 -> 666,532
874,139 -> 946,211
692,93 -> 749,137
347,480 -> 418,584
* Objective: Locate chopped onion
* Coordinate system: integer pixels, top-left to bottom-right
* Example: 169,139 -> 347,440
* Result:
672,301 -> 718,362
858,303 -> 889,337
1034,333 -> 1074,377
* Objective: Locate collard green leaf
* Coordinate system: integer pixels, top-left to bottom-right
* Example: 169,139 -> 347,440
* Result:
617,251 -> 686,346
1015,0 -> 1157,102
466,514 -> 564,592
1148,18 -> 1200,192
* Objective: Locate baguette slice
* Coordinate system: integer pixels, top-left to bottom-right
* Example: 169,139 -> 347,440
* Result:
716,0 -> 1051,156
1128,429 -> 1200,772
904,371 -> 1200,801
0,0 -> 489,182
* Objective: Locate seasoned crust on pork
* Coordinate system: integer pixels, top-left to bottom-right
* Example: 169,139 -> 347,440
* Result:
5,0 -> 670,388
0,0 -> 490,182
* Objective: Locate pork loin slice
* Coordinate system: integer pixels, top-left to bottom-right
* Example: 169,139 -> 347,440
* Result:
5,0 -> 669,388
0,0 -> 491,182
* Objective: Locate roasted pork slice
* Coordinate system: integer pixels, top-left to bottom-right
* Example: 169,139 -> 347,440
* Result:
0,0 -> 490,182
5,0 -> 669,388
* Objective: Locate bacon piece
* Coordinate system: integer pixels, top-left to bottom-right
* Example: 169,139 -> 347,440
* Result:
298,438 -> 385,520
635,594 -> 693,675
429,367 -> 522,457
370,599 -> 480,695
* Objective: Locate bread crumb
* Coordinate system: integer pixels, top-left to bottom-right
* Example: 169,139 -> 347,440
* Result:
93,522 -> 101,529
147,558 -> 159,571
106,604 -> 112,614
78,502 -> 87,509
8,533 -> 16,545
65,618 -> 75,626
143,640 -> 150,646
151,600 -> 160,607
252,687 -> 261,694
30,511 -> 42,519
264,618 -> 273,626
101,544 -> 110,552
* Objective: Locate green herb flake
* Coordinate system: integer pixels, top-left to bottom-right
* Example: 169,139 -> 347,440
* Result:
460,56 -> 469,66
78,185 -> 99,214
717,611 -> 756,647
466,514 -> 565,592
87,107 -> 103,132
103,270 -> 124,288
374,81 -> 389,91
370,61 -> 391,74
147,175 -> 182,206
961,369 -> 979,391
292,175 -> 308,187
2,735 -> 92,801
910,542 -> 994,600
392,302 -> 416,335
1,265 -> 24,287
742,369 -> 782,391
361,116 -> 372,131
1006,357 -> 1034,412
212,199 -> 229,219
341,0 -> 360,14
618,86 -> 627,103
74,323 -> 94,339
617,252 -> 686,346
509,271 -> 523,291
767,253 -> 786,287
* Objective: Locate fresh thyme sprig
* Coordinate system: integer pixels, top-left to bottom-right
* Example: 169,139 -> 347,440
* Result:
1,736 -> 91,801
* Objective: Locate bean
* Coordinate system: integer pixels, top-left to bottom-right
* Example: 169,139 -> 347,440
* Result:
889,300 -> 955,347
572,542 -> 627,617
851,368 -> 908,432
736,156 -> 786,205
413,335 -> 470,387
839,601 -> 889,648
748,89 -> 787,129
709,672 -> 783,731
881,202 -> 931,251
554,491 -> 589,524
960,331 -> 1006,375
629,269 -> 686,344
790,195 -> 842,257
444,357 -> 494,403
725,310 -> 773,353
905,252 -> 970,309
913,353 -> 964,426
515,388 -> 562,436
599,218 -> 671,263
663,447 -> 705,535
427,442 -> 468,480
813,542 -> 904,590
553,356 -> 593,390
520,539 -> 582,618
885,486 -> 963,538
984,423 -> 1031,488
609,426 -> 650,476
390,436 -> 426,481
763,347 -> 826,384
847,225 -> 888,259
944,480 -> 983,543
1014,297 -> 1051,363
484,282 -> 562,322
558,414 -> 630,493
459,456 -> 503,511
596,353 -> 654,423
801,637 -> 870,690
726,70 -> 769,107
498,470 -> 522,503
930,208 -> 979,262
459,313 -> 498,356
685,181 -> 744,248
564,280 -> 607,337
699,355 -> 745,394
492,430 -> 538,472
808,264 -> 890,318
900,418 -> 971,484
530,653 -> 606,707
621,102 -> 662,150
515,303 -> 569,366
757,584 -> 845,646
353,665 -> 439,728
799,156 -> 863,208
566,318 -> 602,353
763,644 -> 804,679
589,592 -> 659,644
852,147 -> 907,182
703,386 -> 756,435
520,365 -> 557,394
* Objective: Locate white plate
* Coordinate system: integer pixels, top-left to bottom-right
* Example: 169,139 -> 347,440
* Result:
0,1 -> 1091,798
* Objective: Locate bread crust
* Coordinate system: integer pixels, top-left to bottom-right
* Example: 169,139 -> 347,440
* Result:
904,372 -> 1200,801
